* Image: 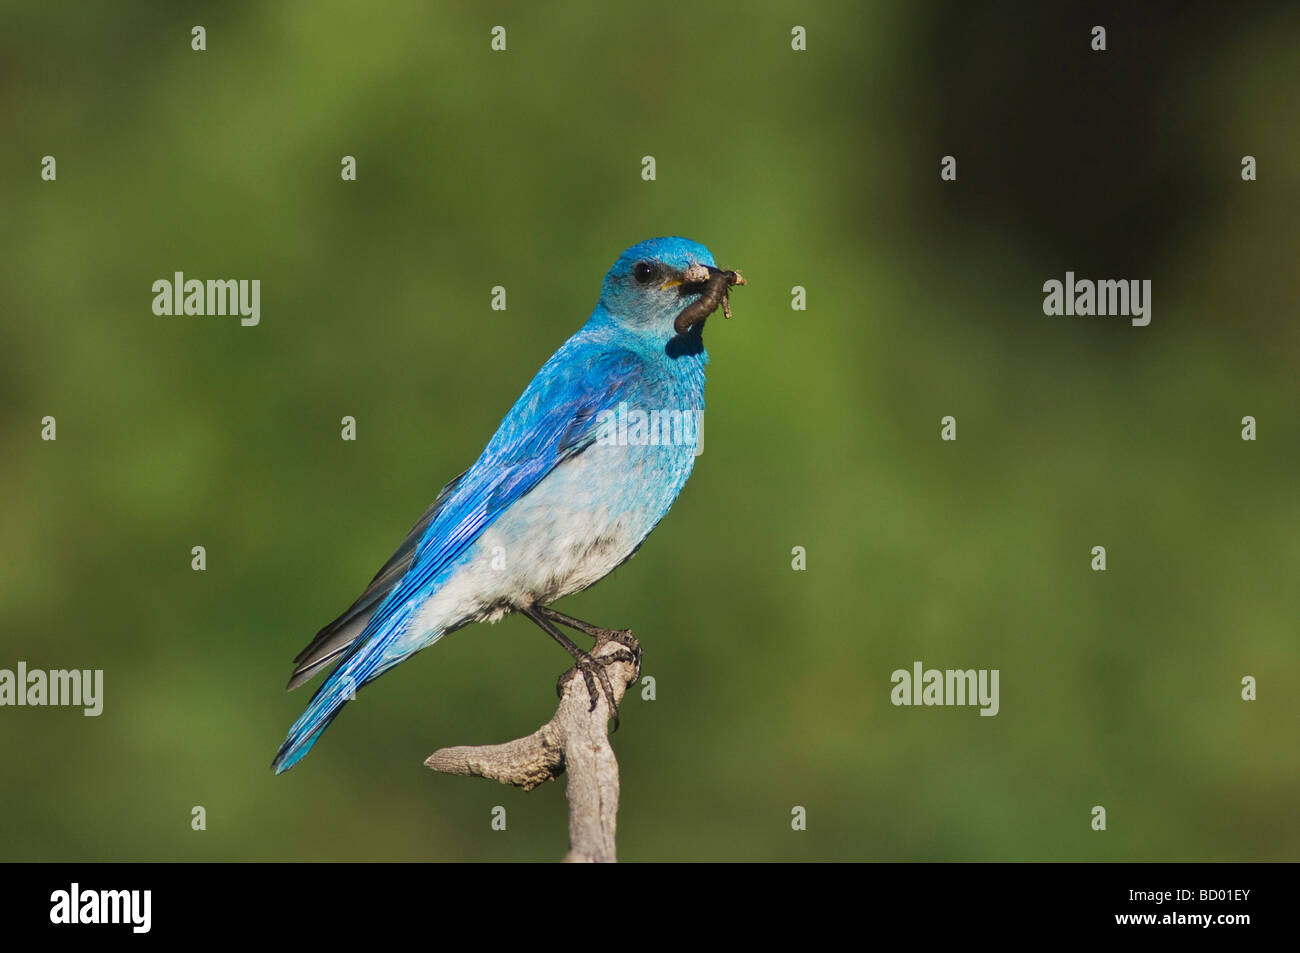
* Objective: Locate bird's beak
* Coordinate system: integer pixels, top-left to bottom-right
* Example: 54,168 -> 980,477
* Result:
662,264 -> 719,291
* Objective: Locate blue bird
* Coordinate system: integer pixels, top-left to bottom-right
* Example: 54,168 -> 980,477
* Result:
273,237 -> 745,773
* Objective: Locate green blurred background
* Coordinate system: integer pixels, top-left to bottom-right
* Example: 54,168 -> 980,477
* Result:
2,1 -> 1297,861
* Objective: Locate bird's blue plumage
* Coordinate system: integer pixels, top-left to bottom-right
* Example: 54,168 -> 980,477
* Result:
274,237 -> 722,773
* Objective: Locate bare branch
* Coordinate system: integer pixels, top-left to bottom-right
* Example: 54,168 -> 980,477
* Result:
425,636 -> 641,863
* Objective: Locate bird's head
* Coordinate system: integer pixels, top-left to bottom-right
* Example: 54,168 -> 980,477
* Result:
597,237 -> 745,347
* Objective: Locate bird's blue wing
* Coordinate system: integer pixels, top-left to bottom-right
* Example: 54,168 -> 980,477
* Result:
273,340 -> 644,772
285,467 -> 469,690
385,343 -> 644,625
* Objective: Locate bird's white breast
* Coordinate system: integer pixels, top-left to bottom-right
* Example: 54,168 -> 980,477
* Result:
404,439 -> 695,651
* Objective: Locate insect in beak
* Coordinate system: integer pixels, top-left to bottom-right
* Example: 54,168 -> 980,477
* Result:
673,264 -> 747,335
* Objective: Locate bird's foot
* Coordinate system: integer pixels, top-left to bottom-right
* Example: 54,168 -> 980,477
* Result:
528,606 -> 642,731
594,628 -> 642,668
556,645 -> 639,731
535,606 -> 642,663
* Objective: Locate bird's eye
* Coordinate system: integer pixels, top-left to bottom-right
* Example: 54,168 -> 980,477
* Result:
633,261 -> 656,284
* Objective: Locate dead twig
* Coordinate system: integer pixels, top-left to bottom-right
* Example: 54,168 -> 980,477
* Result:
425,636 -> 641,863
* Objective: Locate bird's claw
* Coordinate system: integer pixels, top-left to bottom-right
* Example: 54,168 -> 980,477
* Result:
555,644 -> 638,730
596,627 -> 641,661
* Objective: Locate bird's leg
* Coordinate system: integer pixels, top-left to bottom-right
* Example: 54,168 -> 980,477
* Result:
534,605 -> 642,666
521,605 -> 628,728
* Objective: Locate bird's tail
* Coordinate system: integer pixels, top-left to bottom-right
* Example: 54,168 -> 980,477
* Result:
272,613 -> 412,774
